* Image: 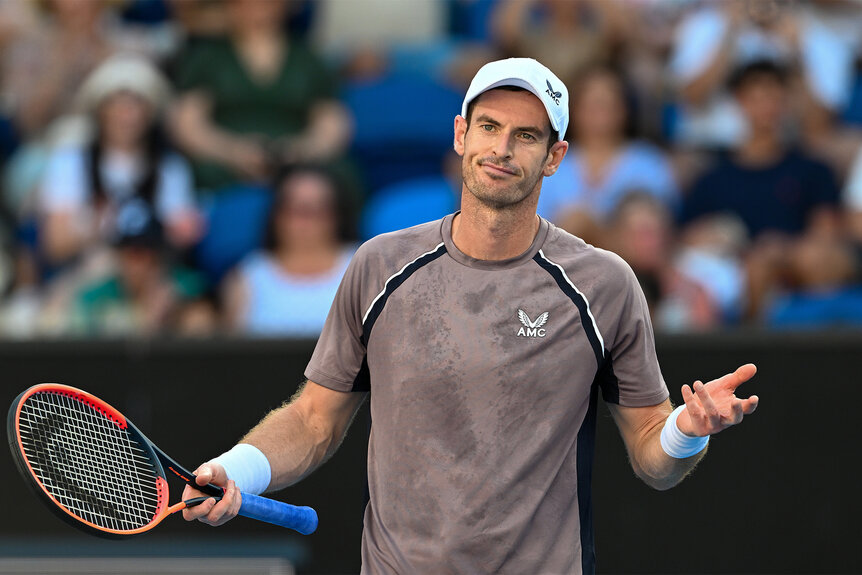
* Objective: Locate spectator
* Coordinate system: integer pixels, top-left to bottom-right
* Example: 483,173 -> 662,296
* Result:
0,0 -> 38,158
222,166 -> 355,337
606,192 -> 719,332
3,0 -> 118,141
667,0 -> 857,150
681,60 -> 842,320
165,0 -> 230,39
796,0 -> 862,180
313,0 -> 446,55
682,60 -> 841,240
491,0 -> 623,85
170,0 -> 354,194
674,213 -> 748,325
766,235 -> 862,328
311,0 -> 495,90
605,0 -> 690,142
2,0 -> 175,138
538,66 -> 678,246
66,200 -> 210,336
37,53 -> 200,269
2,0 -> 120,216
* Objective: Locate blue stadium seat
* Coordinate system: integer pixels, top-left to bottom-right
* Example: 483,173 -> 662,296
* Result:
360,175 -> 458,240
344,75 -> 463,191
194,185 -> 273,284
447,0 -> 497,42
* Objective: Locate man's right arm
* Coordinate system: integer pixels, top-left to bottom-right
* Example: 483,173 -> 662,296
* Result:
181,380 -> 367,525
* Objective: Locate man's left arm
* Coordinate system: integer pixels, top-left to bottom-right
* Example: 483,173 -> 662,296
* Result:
607,363 -> 759,491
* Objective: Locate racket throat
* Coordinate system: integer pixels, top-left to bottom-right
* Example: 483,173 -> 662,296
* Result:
169,496 -> 222,515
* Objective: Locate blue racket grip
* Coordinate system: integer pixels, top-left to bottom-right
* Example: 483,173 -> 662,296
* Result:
238,492 -> 318,535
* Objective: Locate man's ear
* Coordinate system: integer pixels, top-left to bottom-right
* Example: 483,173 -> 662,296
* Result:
543,140 -> 569,177
454,115 -> 467,156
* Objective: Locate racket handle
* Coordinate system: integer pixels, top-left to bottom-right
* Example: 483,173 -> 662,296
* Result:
238,492 -> 318,535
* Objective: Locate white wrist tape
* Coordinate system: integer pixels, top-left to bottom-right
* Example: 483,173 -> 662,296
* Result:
209,443 -> 271,495
660,405 -> 709,459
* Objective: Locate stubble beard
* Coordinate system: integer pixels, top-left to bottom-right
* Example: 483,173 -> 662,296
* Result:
462,156 -> 543,211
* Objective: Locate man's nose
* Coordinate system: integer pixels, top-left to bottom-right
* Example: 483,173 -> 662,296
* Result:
491,131 -> 514,158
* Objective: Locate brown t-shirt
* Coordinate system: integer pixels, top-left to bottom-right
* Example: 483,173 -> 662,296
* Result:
306,214 -> 668,574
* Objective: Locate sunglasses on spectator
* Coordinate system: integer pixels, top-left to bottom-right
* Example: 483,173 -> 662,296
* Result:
282,203 -> 334,218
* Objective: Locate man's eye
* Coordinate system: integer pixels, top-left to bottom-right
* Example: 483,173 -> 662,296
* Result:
520,133 -> 536,141
480,124 -> 495,132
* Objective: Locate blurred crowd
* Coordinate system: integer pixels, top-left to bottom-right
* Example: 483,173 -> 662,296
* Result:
0,0 -> 860,338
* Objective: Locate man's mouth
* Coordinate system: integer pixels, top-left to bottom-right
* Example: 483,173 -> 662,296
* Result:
479,161 -> 517,176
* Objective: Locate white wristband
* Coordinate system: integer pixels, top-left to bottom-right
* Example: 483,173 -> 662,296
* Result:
660,405 -> 709,459
209,443 -> 271,495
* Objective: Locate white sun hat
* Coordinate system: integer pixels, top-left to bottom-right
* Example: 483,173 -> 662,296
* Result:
461,58 -> 569,141
75,53 -> 172,114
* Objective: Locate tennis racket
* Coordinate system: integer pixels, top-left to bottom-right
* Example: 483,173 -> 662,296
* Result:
7,383 -> 318,538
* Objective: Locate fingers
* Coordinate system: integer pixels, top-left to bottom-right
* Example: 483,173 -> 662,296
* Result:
694,381 -> 720,422
679,376 -> 760,437
735,363 -> 757,383
681,381 -> 720,436
681,382 -> 694,405
728,395 -> 744,425
181,495 -> 218,522
181,480 -> 242,526
679,382 -> 704,436
726,391 -> 759,425
195,465 -> 212,486
195,463 -> 227,487
717,363 -> 757,392
741,395 -> 759,415
181,476 -> 217,521
202,479 -> 242,526
181,462 -> 230,524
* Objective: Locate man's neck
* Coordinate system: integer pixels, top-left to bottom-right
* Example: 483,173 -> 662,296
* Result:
451,197 -> 540,261
737,131 -> 784,166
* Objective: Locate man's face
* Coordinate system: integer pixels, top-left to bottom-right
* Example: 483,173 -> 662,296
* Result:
454,89 -> 567,210
736,76 -> 785,134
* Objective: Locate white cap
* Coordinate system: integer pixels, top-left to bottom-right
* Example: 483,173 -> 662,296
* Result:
461,58 -> 568,141
75,53 -> 171,114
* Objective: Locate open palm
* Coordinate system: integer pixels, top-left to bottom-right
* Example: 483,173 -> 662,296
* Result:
676,364 -> 759,437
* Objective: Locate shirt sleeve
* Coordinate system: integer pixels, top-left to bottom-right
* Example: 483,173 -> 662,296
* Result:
39,148 -> 87,213
805,156 -> 841,211
627,144 -> 680,212
799,15 -> 854,111
154,153 -> 196,222
596,252 -> 669,408
668,8 -> 728,86
304,243 -> 371,392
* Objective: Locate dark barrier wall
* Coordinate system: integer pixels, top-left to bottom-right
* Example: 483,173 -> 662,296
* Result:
0,333 -> 856,574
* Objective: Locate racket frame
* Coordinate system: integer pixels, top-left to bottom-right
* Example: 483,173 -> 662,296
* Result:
7,383 -> 222,539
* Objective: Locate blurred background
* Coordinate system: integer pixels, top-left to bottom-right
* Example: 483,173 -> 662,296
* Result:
0,0 -> 859,573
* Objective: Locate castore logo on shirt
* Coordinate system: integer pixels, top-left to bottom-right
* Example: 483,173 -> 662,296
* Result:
517,309 -> 549,338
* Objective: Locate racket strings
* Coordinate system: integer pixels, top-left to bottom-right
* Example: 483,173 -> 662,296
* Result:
17,392 -> 162,532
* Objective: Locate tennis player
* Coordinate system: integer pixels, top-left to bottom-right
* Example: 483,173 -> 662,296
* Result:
183,58 -> 759,574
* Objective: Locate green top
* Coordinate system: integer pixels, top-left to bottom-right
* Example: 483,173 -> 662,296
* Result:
73,268 -> 207,335
174,36 -> 339,190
